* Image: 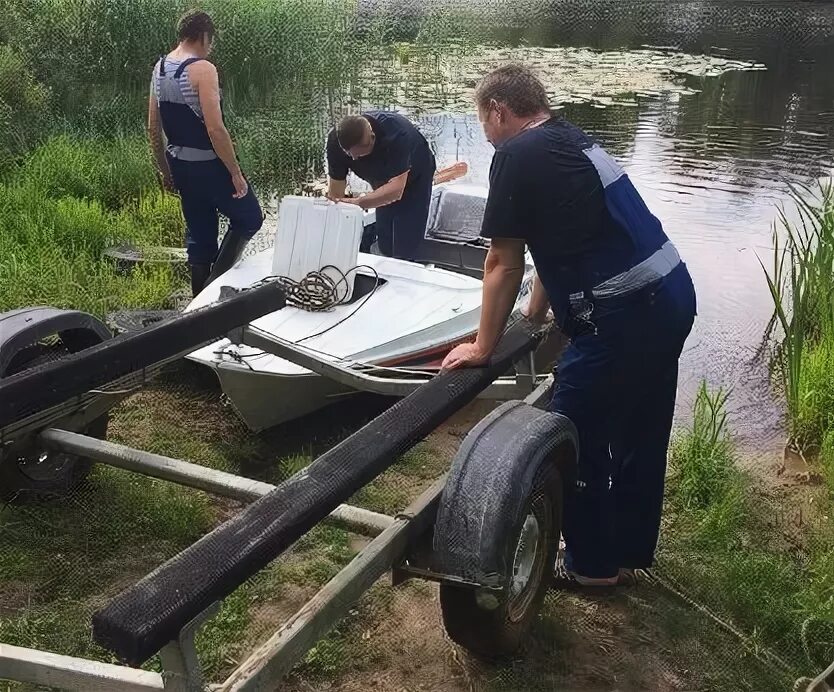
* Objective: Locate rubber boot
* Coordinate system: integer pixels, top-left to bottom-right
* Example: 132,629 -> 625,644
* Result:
206,231 -> 250,286
190,263 -> 212,297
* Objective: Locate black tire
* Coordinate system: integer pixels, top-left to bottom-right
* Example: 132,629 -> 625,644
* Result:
439,461 -> 563,658
0,338 -> 109,503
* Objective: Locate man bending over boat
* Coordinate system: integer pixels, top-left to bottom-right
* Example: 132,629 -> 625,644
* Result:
442,65 -> 697,588
326,112 -> 436,261
147,9 -> 263,296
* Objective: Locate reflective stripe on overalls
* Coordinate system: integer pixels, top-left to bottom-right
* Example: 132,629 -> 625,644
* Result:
566,241 -> 682,335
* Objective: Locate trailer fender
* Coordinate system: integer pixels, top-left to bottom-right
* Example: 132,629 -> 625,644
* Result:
0,307 -> 112,375
432,400 -> 578,591
0,307 -> 112,501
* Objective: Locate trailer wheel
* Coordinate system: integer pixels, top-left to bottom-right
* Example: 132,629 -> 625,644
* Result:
0,311 -> 111,503
439,461 -> 562,658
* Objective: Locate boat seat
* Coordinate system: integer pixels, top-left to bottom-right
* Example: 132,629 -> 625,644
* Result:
425,184 -> 489,246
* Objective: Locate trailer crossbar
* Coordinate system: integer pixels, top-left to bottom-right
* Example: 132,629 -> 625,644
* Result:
38,428 -> 394,538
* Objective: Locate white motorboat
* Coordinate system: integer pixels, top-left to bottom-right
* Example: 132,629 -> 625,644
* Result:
184,183 -> 556,432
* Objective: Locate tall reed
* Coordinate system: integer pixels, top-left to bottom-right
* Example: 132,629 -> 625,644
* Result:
759,179 -> 834,451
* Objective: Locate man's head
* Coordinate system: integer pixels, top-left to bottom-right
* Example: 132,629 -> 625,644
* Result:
177,9 -> 216,57
474,64 -> 551,145
337,115 -> 375,159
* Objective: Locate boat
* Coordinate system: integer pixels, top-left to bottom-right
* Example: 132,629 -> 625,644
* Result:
184,181 -> 558,432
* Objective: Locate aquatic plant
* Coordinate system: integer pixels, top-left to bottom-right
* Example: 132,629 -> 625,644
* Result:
760,179 -> 834,451
670,381 -> 734,510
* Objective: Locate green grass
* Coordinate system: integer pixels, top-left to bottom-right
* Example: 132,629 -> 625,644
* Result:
0,466 -> 211,596
660,381 -> 834,676
760,180 -> 834,451
0,465 -> 212,673
670,381 -> 735,510
753,182 -> 834,674
0,135 -> 186,317
12,134 -> 159,210
294,582 -> 391,680
349,444 -> 449,514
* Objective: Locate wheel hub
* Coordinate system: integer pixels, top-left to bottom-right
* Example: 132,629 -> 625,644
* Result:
510,513 -> 540,601
15,446 -> 75,483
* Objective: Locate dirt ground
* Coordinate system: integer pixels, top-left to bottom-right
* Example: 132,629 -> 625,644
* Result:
242,397 -> 787,692
0,367 -> 797,692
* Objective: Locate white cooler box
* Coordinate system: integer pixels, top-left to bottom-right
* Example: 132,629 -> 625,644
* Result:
271,196 -> 365,302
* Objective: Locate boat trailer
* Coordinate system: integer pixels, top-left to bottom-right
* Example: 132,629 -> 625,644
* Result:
0,279 -> 580,691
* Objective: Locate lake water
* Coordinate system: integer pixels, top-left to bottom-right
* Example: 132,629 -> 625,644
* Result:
343,0 -> 834,456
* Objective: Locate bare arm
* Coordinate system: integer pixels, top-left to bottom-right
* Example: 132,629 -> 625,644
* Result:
433,161 -> 468,185
189,61 -> 242,178
147,93 -> 173,189
474,239 -> 527,354
441,238 -> 526,370
351,170 -> 409,210
524,272 -> 552,323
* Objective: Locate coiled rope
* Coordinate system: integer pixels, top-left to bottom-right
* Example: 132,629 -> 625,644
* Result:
247,264 -> 370,313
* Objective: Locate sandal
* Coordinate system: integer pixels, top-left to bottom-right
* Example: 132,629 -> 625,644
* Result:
552,564 -> 639,590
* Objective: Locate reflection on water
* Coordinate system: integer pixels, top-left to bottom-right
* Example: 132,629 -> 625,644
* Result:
345,1 -> 834,454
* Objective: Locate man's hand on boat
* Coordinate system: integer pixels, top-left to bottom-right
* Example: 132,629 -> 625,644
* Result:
333,196 -> 364,207
442,239 -> 546,372
441,342 -> 492,371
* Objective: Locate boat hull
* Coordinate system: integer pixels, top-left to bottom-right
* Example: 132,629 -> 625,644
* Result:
206,327 -> 566,432
213,364 -> 354,432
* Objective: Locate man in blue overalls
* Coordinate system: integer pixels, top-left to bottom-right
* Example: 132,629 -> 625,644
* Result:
442,65 -> 697,587
326,112 -> 436,260
147,10 -> 263,296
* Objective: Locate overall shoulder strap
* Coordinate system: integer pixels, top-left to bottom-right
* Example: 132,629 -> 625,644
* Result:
174,57 -> 203,79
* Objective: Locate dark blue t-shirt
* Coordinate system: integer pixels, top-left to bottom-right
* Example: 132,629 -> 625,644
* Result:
480,116 -> 669,320
326,111 -> 435,194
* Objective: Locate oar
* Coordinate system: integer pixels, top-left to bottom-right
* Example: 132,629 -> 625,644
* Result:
433,161 -> 468,185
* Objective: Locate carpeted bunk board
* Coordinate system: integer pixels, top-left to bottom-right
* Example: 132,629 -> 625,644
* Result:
0,282 -> 287,430
91,320 -> 542,666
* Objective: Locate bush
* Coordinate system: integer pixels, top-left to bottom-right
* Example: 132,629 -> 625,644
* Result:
0,45 -> 52,171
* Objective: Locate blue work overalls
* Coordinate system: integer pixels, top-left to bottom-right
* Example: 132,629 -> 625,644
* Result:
153,54 -> 262,267
540,143 -> 697,579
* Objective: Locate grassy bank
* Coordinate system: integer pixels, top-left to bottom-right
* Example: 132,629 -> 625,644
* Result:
0,111 -> 325,316
659,182 -> 834,675
658,389 -> 834,676
0,135 -> 183,316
